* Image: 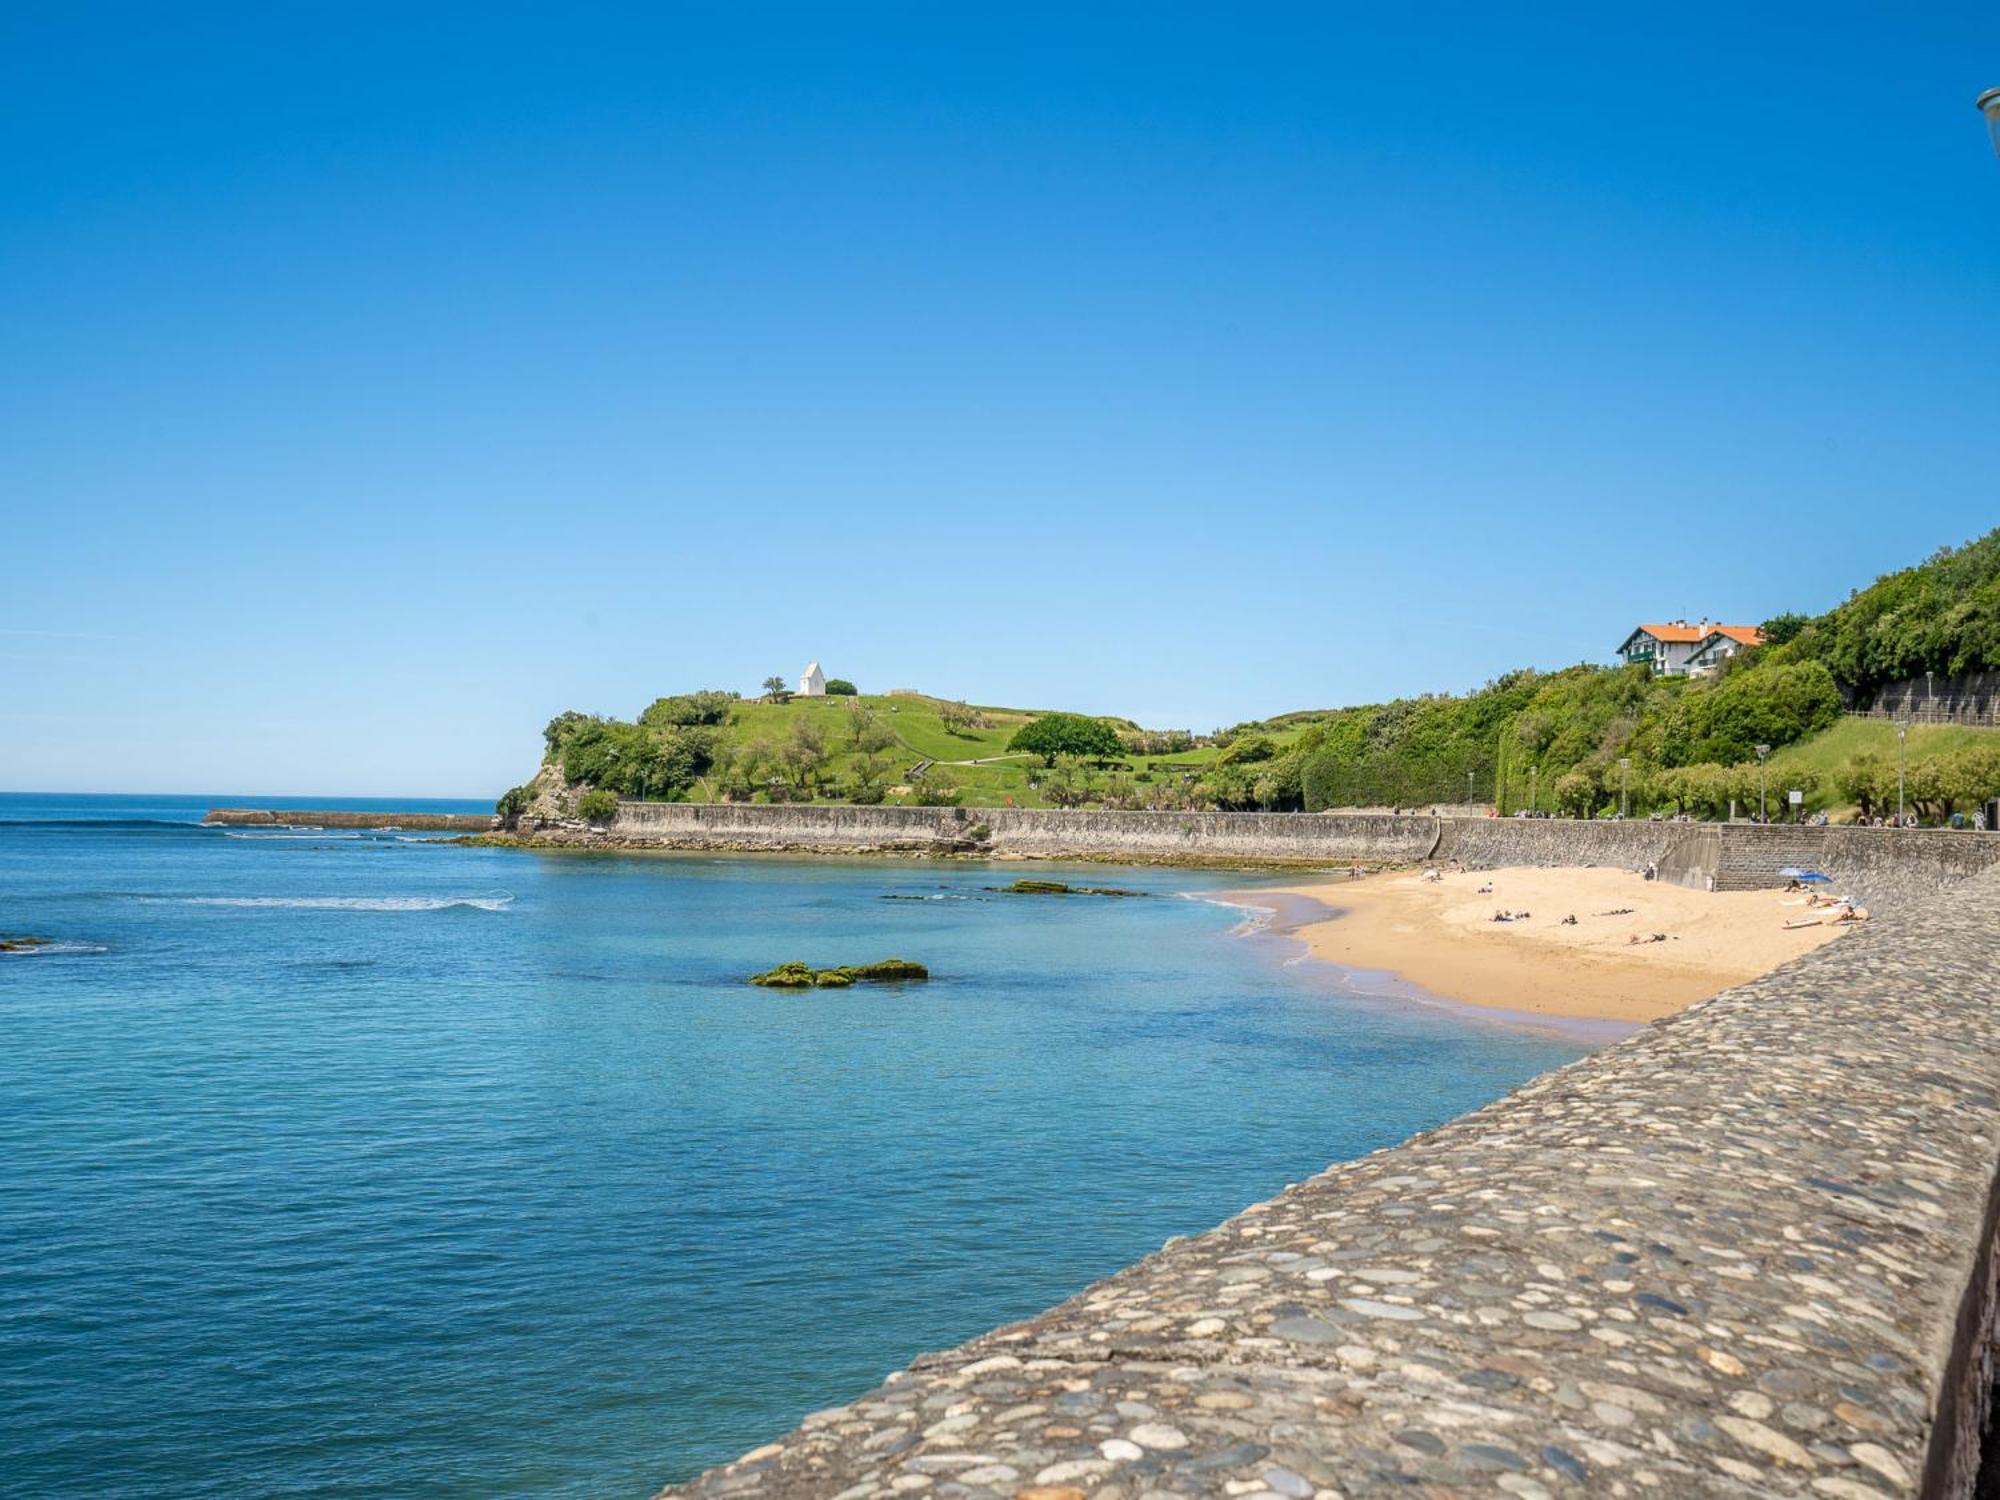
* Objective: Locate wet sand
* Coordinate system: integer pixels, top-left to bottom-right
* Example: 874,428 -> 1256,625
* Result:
1215,866 -> 1853,1026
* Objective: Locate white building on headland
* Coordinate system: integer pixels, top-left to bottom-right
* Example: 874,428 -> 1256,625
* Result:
798,662 -> 826,697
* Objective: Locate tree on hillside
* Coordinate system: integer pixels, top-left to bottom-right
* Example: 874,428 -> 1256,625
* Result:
1760,612 -> 1810,647
761,675 -> 791,700
640,690 -> 738,728
939,700 -> 989,736
850,715 -> 896,756
1009,711 -> 1124,766
780,716 -> 830,790
1215,734 -> 1277,766
824,678 -> 858,695
542,710 -> 598,755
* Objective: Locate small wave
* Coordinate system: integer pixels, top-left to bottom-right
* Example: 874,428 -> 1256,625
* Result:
0,940 -> 109,956
222,831 -> 362,841
138,891 -> 514,912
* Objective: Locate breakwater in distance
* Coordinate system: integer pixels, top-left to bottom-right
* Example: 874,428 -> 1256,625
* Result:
206,807 -> 496,831
495,802 -> 2000,905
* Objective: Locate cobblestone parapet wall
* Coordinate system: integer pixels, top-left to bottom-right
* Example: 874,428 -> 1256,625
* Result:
659,865 -> 2000,1500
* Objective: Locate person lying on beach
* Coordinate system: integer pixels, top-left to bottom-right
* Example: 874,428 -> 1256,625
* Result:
1832,904 -> 1869,924
1491,910 -> 1531,923
1421,868 -> 1443,883
1561,914 -> 1578,925
1627,932 -> 1670,944
1477,882 -> 1494,895
1593,907 -> 1635,916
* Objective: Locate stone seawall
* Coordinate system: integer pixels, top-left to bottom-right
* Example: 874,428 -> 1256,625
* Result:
520,804 -> 2000,899
206,807 -> 496,831
660,864 -> 2000,1499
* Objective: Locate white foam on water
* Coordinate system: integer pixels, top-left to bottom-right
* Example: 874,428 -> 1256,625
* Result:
1,940 -> 109,956
222,831 -> 362,841
138,892 -> 514,912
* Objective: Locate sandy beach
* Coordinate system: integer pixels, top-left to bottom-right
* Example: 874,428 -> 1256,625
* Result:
1226,865 -> 1855,1026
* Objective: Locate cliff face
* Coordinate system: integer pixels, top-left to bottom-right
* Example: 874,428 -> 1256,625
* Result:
520,760 -> 576,824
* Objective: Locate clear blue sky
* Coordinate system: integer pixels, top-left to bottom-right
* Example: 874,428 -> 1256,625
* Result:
5,4 -> 1998,797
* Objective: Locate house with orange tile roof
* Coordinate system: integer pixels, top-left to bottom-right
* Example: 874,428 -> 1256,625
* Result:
1616,618 -> 1764,676
1684,624 -> 1766,676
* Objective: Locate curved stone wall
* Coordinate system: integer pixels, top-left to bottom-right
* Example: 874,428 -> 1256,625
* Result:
659,865 -> 2000,1499
527,805 -> 2000,901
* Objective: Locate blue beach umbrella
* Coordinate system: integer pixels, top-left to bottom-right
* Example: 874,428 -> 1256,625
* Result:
1778,867 -> 1832,882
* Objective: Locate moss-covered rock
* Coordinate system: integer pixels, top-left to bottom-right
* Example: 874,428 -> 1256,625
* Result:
748,957 -> 929,987
0,935 -> 49,952
840,958 -> 928,982
749,961 -> 818,988
989,880 -> 1148,898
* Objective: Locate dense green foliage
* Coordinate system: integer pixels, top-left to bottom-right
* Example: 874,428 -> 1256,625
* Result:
1837,742 -> 2000,821
1791,530 -> 2000,691
495,784 -> 535,819
1008,711 -> 1126,765
576,788 -> 619,823
824,678 -> 858,695
638,690 -> 737,727
550,715 -> 718,799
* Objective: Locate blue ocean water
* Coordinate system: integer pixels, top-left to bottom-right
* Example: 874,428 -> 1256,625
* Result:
0,793 -> 1586,1497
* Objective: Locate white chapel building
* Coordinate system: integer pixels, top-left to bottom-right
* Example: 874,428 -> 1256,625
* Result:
798,662 -> 827,697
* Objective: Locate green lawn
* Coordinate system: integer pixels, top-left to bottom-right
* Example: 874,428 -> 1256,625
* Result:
683,692 -> 1313,808
1765,717 -> 1999,814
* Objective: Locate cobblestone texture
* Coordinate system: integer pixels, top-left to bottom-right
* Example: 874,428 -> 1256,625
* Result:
658,867 -> 2000,1499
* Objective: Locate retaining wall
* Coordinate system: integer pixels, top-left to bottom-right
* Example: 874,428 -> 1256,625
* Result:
659,864 -> 2000,1499
533,804 -> 2000,900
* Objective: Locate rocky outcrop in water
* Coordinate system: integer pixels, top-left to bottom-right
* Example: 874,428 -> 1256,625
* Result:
749,958 -> 930,988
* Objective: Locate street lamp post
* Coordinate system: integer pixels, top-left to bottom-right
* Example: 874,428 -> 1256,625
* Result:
1981,87 -> 2000,156
1755,743 -> 1770,823
1618,756 -> 1631,819
1896,721 -> 1909,826
1530,764 -> 1539,816
1927,669 -> 1935,720
1466,768 -> 1474,810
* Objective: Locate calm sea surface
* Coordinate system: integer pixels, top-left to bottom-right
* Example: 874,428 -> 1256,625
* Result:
0,793 -> 1586,1497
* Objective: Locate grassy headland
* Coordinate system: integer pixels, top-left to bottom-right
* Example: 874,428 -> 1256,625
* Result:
506,528 -> 2000,825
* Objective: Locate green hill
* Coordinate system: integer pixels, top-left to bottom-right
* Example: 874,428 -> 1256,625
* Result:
506,528 -> 2000,824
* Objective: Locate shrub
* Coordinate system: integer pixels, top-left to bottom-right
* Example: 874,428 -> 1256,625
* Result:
848,783 -> 887,805
1009,712 -> 1125,766
1216,735 -> 1277,766
824,678 -> 858,695
496,785 -> 536,820
577,788 -> 619,824
639,690 -> 738,728
912,772 -> 963,807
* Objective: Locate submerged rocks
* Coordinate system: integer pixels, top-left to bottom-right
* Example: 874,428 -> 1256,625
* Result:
749,957 -> 930,988
990,879 -> 1149,898
0,935 -> 49,953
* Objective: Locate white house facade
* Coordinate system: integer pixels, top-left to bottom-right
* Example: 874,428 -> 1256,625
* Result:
1616,619 -> 1763,677
1684,626 -> 1765,676
798,661 -> 827,697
